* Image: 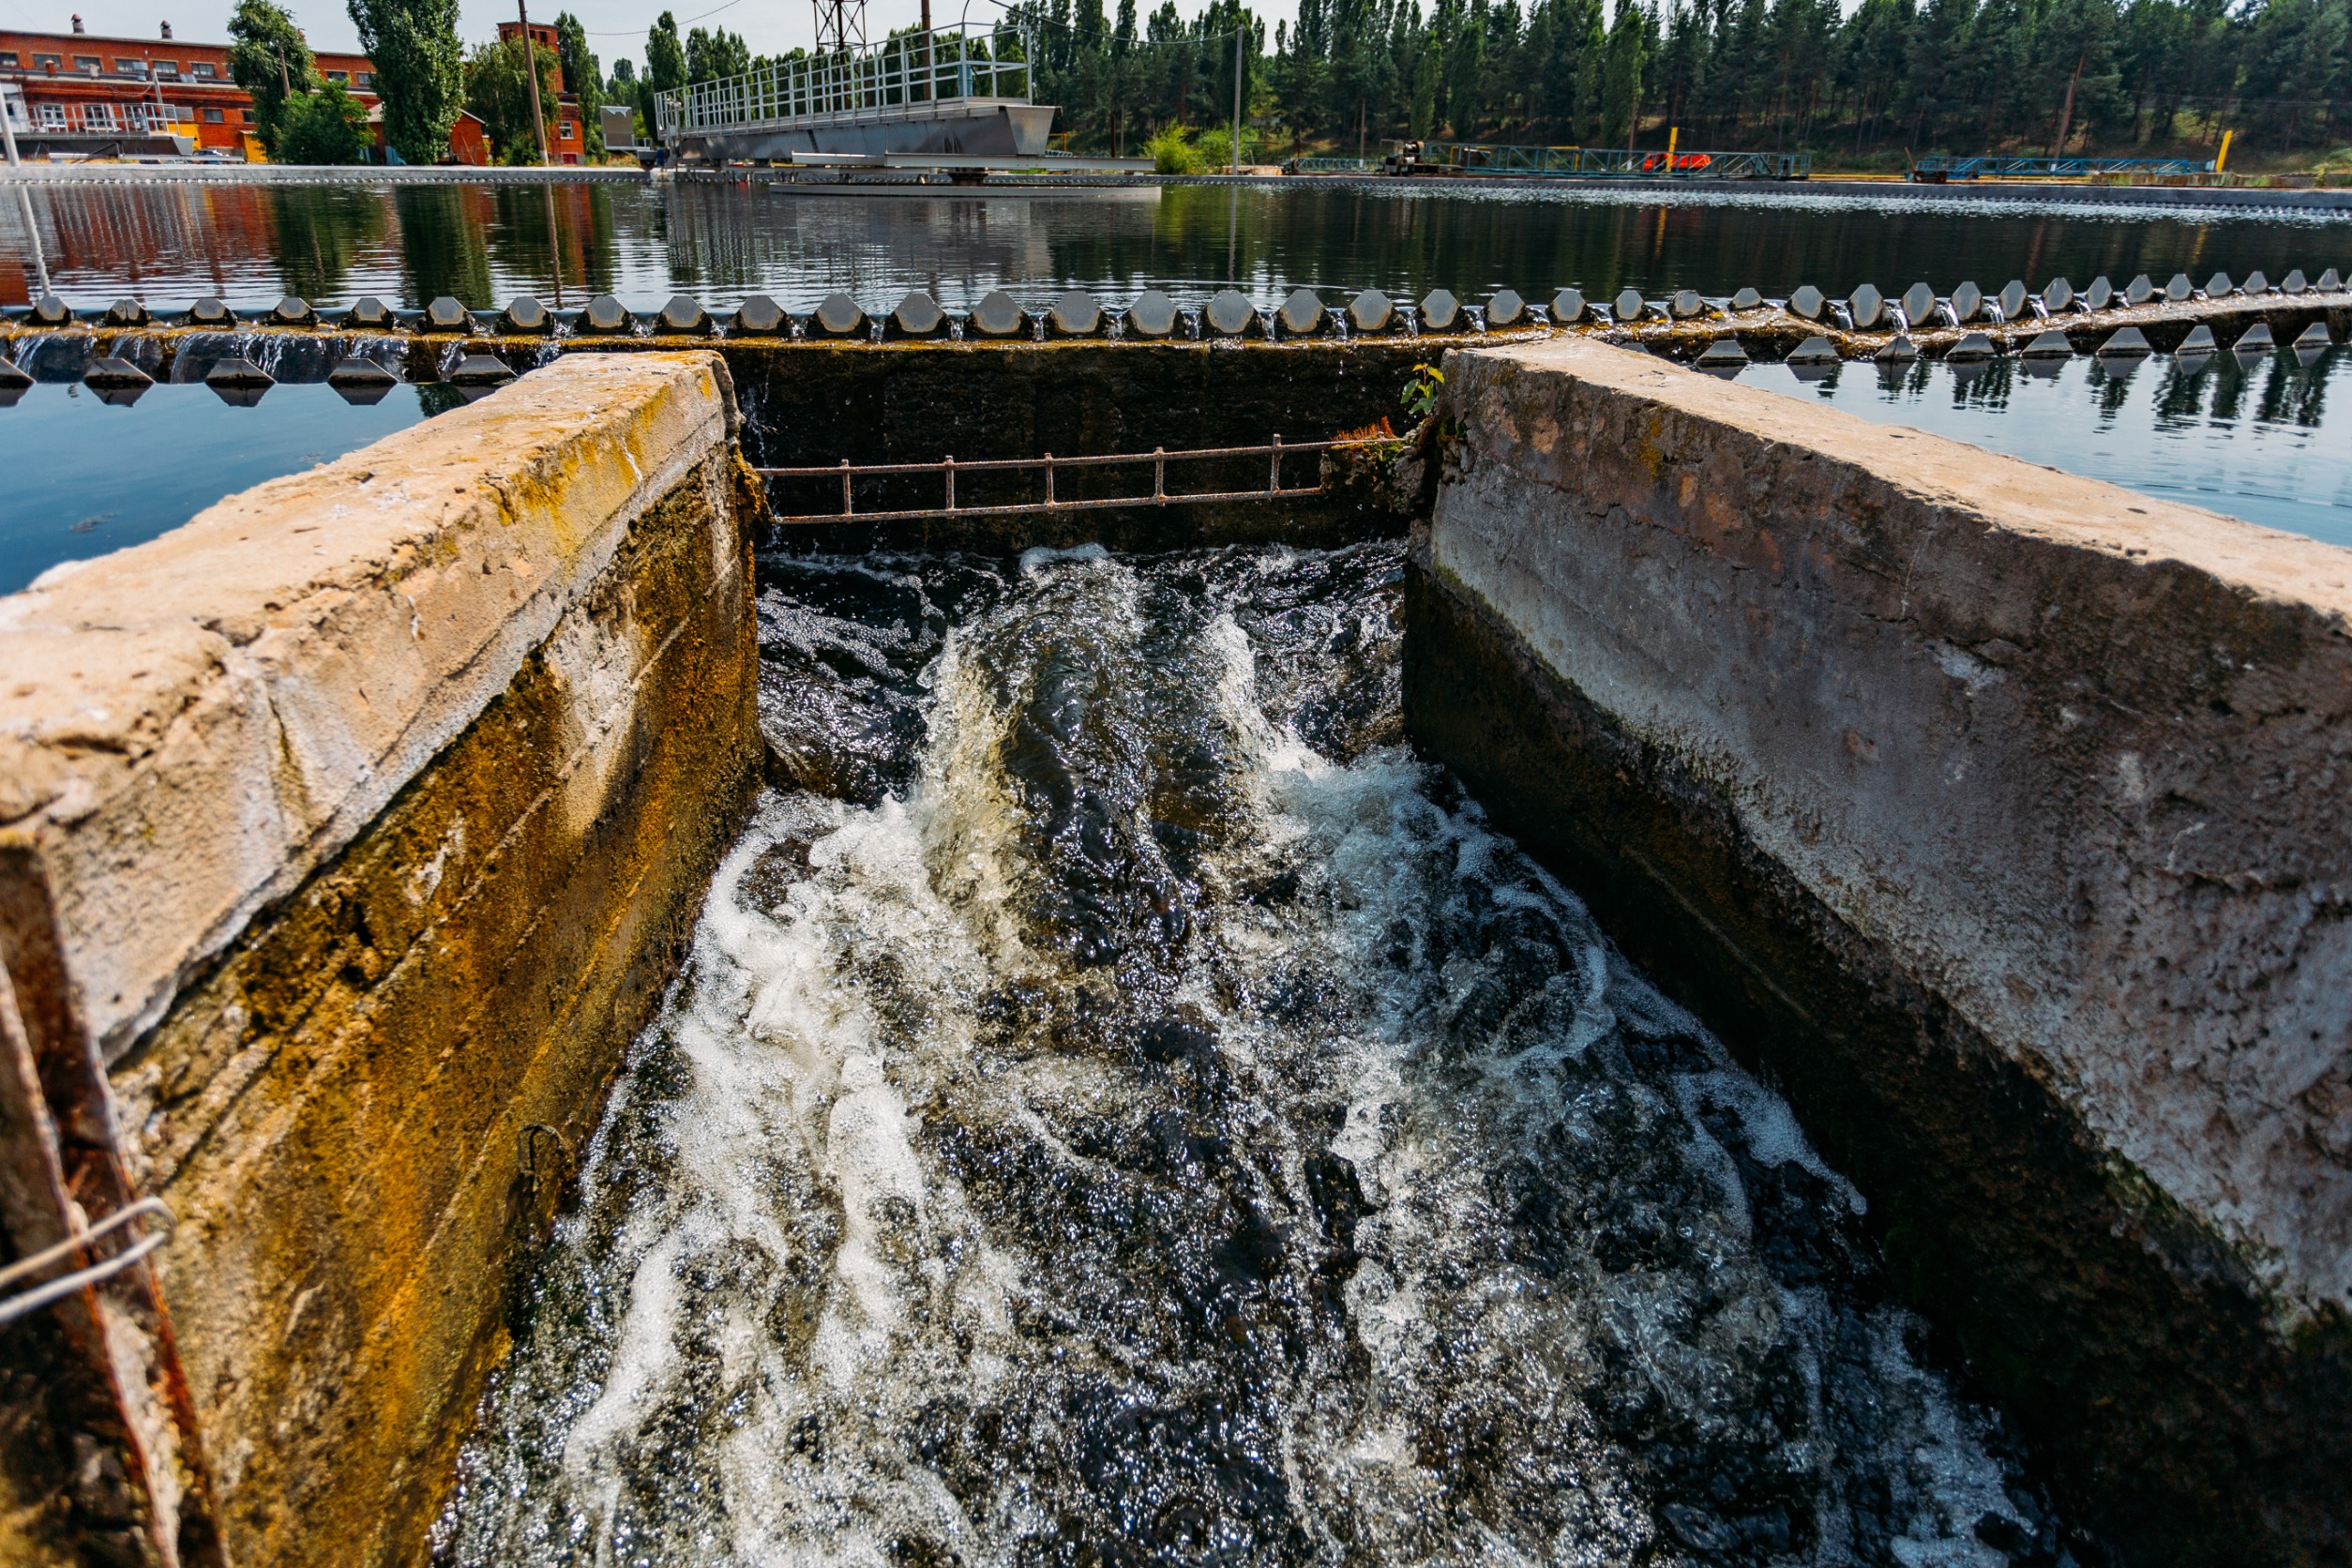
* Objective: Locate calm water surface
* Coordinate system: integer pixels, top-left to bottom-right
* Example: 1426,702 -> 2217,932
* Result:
0,383 -> 438,595
3,180 -> 2347,313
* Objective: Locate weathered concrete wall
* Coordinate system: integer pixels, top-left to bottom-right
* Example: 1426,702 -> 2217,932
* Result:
1404,335 -> 2352,1566
0,353 -> 762,1565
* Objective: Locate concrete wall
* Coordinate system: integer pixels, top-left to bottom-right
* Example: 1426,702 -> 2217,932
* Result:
0,353 -> 763,1565
1404,336 -> 2351,1567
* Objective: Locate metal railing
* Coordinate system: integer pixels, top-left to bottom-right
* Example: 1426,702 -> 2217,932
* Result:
759,434 -> 1394,525
28,100 -> 196,136
1404,143 -> 1811,179
655,23 -> 1033,138
1912,155 -> 2209,181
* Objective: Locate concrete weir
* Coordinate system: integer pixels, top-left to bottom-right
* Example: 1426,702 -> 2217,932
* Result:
1403,336 -> 2351,1566
0,354 -> 762,1566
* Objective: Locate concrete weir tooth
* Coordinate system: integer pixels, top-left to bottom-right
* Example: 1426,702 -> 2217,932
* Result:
2235,323 -> 2275,353
1998,279 -> 2027,319
1488,288 -> 1530,327
103,298 -> 150,327
2204,272 -> 2235,298
1875,333 -> 1917,362
327,356 -> 398,406
1347,288 -> 1395,334
1848,283 -> 1885,330
580,294 -> 635,334
29,294 -> 74,326
731,295 -> 787,335
270,295 -> 316,327
1276,288 -> 1325,337
2020,329 -> 2074,358
1787,284 -> 1825,321
2282,268 -> 2309,294
1418,288 -> 1462,332
1205,289 -> 1258,337
1945,330 -> 1995,361
1730,286 -> 1761,311
969,290 -> 1028,339
2176,324 -> 2217,354
424,295 -> 476,333
1123,290 -> 1178,339
2125,274 -> 2155,306
82,355 -> 153,388
0,357 -> 33,390
1666,289 -> 1703,322
2042,277 -> 2074,312
2098,325 -> 2153,356
186,296 -> 235,327
2296,322 -> 2334,349
206,355 -> 274,405
2084,276 -> 2114,310
1901,282 -> 1936,324
2164,272 -> 2194,302
342,295 -> 396,329
2319,267 -> 2343,291
1951,280 -> 1983,322
500,296 -> 552,334
1549,287 -> 1587,324
1610,288 -> 1644,324
658,294 -> 711,335
891,292 -> 944,338
205,355 -> 274,386
1050,291 -> 1105,337
2242,270 -> 2271,294
449,354 -> 517,385
1784,333 -> 1839,365
811,293 -> 867,338
1694,337 -> 1747,374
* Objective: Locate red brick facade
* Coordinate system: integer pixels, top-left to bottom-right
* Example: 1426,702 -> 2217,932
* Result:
493,20 -> 585,164
0,23 -> 377,155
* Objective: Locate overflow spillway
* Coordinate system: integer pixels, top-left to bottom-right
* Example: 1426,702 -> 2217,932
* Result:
0,284 -> 2348,1568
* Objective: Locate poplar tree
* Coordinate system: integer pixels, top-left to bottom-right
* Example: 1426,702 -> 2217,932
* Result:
348,0 -> 465,163
227,0 -> 317,154
555,12 -> 606,158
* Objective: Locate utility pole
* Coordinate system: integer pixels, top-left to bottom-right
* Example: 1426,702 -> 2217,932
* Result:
3,81 -> 21,166
920,0 -> 931,102
1230,24 -> 1242,175
518,0 -> 550,165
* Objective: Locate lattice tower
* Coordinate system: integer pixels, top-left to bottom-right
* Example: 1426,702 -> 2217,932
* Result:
814,0 -> 867,54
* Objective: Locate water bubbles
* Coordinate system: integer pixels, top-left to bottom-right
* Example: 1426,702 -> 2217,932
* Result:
442,546 -> 2054,1567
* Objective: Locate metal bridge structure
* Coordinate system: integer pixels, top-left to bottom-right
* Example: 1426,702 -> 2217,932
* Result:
1378,142 -> 1812,179
654,21 -> 1055,163
1910,155 -> 2210,181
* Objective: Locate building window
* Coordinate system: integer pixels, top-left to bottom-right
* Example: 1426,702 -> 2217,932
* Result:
560,121 -> 577,139
35,53 -> 61,71
0,52 -> 18,67
83,102 -> 115,128
202,107 -> 222,122
354,71 -> 370,87
189,61 -> 214,78
240,109 -> 253,123
38,103 -> 64,128
115,58 -> 144,74
154,61 -> 178,76
325,68 -> 347,83
74,55 -> 98,72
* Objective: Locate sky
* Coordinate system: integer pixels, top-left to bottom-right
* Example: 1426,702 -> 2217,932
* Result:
3,0 -> 1308,67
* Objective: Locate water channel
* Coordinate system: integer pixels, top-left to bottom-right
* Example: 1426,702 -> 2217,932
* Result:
435,543 -> 2059,1567
6,180 -> 2344,1561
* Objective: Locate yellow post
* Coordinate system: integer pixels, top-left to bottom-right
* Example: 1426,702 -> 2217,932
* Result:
1666,125 -> 1679,167
2215,128 -> 2233,174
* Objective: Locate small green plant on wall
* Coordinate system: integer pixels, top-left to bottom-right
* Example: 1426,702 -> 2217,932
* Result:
1401,362 -> 1444,421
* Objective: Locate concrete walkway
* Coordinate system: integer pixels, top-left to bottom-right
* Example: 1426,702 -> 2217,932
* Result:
0,160 -> 648,186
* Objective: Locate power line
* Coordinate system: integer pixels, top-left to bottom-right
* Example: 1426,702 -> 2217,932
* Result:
580,0 -> 747,38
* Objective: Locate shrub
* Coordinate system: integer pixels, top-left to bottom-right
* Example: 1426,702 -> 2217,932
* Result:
1146,124 -> 1202,175
277,83 -> 370,165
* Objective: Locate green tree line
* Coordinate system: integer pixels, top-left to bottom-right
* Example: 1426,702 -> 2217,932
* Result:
1003,0 -> 2352,163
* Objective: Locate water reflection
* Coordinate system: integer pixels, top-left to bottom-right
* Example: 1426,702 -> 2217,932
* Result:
1752,347 -> 2348,544
4,177 -> 2345,313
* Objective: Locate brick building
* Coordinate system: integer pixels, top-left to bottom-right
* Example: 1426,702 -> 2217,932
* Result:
492,19 -> 586,164
0,16 -> 378,158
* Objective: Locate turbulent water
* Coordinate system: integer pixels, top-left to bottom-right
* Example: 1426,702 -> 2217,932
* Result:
434,542 -> 2068,1568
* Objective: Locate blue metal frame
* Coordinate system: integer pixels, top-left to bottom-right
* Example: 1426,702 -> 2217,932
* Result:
1911,155 -> 2209,181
